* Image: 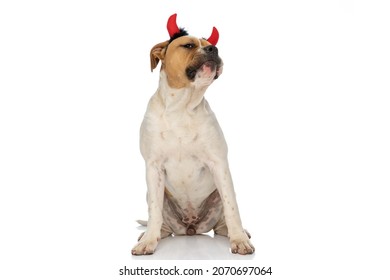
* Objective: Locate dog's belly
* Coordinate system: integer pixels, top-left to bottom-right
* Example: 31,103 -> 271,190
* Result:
162,156 -> 223,235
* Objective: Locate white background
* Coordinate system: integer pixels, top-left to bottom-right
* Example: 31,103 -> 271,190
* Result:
1,0 -> 389,279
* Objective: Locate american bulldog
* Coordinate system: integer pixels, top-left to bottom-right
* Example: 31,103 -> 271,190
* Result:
132,14 -> 254,255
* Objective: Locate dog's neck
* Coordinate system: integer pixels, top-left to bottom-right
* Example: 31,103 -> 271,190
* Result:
157,71 -> 210,113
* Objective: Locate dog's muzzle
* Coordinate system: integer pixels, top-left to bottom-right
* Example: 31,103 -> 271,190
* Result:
185,45 -> 222,81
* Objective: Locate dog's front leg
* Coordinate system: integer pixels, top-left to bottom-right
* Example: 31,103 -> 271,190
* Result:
210,160 -> 255,255
131,161 -> 165,255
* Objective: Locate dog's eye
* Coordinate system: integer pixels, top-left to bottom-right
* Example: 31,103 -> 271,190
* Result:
182,43 -> 195,49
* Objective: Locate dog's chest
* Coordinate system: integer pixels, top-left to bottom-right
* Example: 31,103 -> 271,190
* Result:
161,117 -> 212,178
151,112 -> 217,203
155,112 -> 209,156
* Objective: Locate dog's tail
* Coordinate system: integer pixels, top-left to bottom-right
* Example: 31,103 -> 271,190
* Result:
136,220 -> 148,226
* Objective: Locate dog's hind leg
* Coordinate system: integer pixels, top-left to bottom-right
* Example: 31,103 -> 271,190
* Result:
213,217 -> 228,237
137,222 -> 173,241
161,222 -> 173,238
213,217 -> 251,239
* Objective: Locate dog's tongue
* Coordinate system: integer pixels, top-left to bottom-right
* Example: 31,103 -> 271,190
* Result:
202,61 -> 216,74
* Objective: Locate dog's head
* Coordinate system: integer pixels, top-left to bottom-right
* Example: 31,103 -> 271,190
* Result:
150,14 -> 223,89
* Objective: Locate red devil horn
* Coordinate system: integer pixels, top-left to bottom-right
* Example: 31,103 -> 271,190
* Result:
167,13 -> 180,38
207,27 -> 219,46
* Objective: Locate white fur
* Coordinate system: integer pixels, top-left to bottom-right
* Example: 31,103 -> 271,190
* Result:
132,51 -> 254,255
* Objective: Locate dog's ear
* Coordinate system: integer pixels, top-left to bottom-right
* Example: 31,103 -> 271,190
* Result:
150,41 -> 169,72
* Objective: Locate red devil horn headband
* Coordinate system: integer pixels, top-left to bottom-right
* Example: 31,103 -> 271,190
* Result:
166,13 -> 219,46
207,27 -> 219,46
167,14 -> 180,37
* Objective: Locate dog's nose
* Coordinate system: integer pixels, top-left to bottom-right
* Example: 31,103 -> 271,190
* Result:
204,45 -> 218,55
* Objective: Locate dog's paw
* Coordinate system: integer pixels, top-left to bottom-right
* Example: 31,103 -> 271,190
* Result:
230,236 -> 255,255
131,238 -> 159,255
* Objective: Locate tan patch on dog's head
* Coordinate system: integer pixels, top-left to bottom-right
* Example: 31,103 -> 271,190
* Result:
150,36 -> 219,88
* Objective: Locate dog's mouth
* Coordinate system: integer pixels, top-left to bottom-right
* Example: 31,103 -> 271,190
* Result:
186,58 -> 222,81
203,61 -> 221,78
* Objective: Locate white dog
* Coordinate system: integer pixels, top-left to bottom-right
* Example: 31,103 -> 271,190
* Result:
132,14 -> 254,255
